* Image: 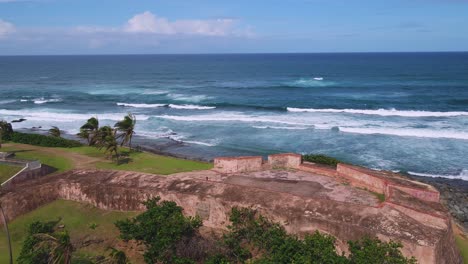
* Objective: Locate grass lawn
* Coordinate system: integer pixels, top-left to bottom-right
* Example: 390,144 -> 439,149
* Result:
0,164 -> 22,184
0,145 -> 73,173
455,233 -> 468,264
64,146 -> 213,175
2,143 -> 212,175
95,150 -> 212,175
0,200 -> 139,264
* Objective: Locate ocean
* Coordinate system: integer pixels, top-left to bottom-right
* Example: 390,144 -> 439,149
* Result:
1,53 -> 468,180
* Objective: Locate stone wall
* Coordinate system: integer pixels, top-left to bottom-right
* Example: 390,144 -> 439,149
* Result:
388,184 -> 440,203
213,156 -> 263,173
299,162 -> 338,177
268,153 -> 302,169
0,170 -> 461,264
336,164 -> 388,194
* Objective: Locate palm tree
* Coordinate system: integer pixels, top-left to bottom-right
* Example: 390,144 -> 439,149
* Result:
34,231 -> 74,264
107,247 -> 129,264
0,202 -> 13,264
76,129 -> 90,145
80,117 -> 99,146
0,121 -> 13,149
114,113 -> 136,150
96,126 -> 119,161
48,126 -> 61,138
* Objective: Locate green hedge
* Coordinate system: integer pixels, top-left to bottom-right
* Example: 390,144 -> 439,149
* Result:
3,132 -> 82,148
302,154 -> 341,167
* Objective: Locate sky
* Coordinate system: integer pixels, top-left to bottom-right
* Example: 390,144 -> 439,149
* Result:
0,0 -> 467,55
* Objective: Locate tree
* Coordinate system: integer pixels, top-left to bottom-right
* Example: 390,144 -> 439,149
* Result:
0,120 -> 13,149
106,247 -> 130,264
33,231 -> 74,264
0,202 -> 13,264
348,237 -> 416,264
80,117 -> 99,146
115,197 -> 202,264
115,113 -> 136,150
95,126 -> 119,161
17,219 -> 61,264
48,126 -> 61,138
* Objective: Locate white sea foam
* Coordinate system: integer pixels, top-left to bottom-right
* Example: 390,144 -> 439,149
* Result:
0,100 -> 16,104
168,104 -> 215,110
142,90 -> 169,95
20,99 -> 29,102
183,140 -> 217,146
408,170 -> 468,181
117,103 -> 215,110
117,103 -> 166,108
156,113 -> 309,126
288,78 -> 335,87
167,93 -> 212,103
287,107 -> 468,117
252,125 -> 309,130
338,127 -> 468,140
0,109 -> 150,122
33,98 -> 62,104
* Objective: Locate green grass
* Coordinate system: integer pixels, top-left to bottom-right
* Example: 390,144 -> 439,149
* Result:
455,234 -> 468,264
0,164 -> 23,184
0,200 -> 138,264
95,151 -> 212,175
0,146 -> 73,173
65,146 -> 213,175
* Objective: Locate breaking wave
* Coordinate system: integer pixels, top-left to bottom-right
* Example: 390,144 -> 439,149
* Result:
167,104 -> 215,110
287,78 -> 336,88
0,109 -> 150,122
117,103 -> 215,110
252,125 -> 309,130
33,98 -> 62,104
408,170 -> 468,181
117,103 -> 166,108
338,127 -> 468,140
155,113 -> 308,126
167,93 -> 213,103
287,107 -> 468,117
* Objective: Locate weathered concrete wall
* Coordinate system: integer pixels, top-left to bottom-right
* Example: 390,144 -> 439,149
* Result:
299,162 -> 338,178
0,170 -> 461,264
268,153 -> 302,169
388,184 -> 440,203
336,164 -> 388,194
1,165 -> 55,189
213,156 -> 263,173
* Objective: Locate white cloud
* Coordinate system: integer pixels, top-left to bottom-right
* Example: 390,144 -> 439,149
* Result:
123,11 -> 241,36
0,19 -> 15,37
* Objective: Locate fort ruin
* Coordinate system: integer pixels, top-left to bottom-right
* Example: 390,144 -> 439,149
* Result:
0,153 -> 463,263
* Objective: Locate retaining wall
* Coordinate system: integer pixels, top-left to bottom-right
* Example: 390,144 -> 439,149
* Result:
299,162 -> 338,177
336,164 -> 388,194
0,170 -> 461,264
213,156 -> 263,173
268,153 -> 302,169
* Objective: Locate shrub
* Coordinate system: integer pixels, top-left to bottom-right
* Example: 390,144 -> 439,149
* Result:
3,132 -> 82,148
302,154 -> 342,167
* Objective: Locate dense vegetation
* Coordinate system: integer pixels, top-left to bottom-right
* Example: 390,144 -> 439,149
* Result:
2,132 -> 82,148
13,197 -> 416,263
114,197 -> 416,264
302,154 -> 342,167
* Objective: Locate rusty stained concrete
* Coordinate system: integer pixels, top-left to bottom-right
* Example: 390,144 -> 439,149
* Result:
0,167 -> 462,264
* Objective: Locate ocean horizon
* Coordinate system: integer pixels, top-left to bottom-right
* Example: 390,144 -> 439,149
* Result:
1,52 -> 468,180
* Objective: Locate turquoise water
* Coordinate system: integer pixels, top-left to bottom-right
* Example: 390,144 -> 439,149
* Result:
1,53 -> 468,180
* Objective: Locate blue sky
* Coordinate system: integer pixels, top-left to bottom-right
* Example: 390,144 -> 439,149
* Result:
0,0 -> 467,54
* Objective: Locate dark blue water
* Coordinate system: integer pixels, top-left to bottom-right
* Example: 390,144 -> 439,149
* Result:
1,53 -> 468,180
